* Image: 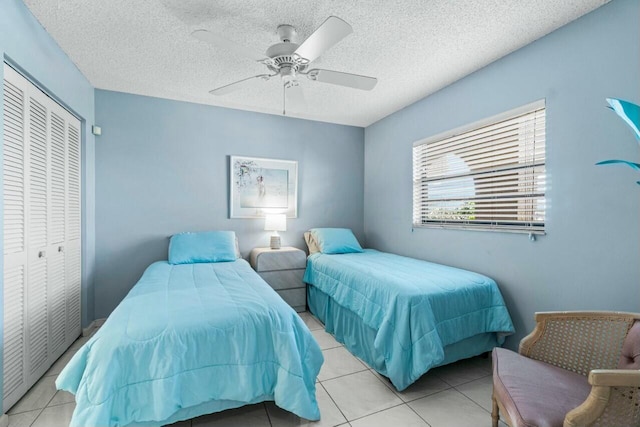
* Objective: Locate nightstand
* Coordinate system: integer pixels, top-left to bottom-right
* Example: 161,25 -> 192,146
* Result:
250,246 -> 307,312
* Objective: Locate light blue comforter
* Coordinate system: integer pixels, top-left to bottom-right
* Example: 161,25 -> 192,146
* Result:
57,260 -> 323,427
304,250 -> 514,390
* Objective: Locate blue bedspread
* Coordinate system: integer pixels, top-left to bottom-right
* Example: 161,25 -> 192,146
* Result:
57,260 -> 323,427
304,250 -> 514,390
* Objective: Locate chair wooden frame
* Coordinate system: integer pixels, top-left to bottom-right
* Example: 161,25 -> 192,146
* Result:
492,311 -> 640,427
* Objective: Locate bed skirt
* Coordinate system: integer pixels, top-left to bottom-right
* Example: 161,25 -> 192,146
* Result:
307,284 -> 499,386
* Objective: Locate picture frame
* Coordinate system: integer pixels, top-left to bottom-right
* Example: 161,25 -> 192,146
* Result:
229,156 -> 298,218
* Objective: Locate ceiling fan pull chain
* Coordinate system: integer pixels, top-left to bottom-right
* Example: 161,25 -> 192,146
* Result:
283,84 -> 286,116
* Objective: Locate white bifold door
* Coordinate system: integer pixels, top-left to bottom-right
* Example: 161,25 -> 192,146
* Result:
2,64 -> 81,411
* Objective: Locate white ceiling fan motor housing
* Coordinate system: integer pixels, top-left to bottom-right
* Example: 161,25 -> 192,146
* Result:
276,24 -> 296,42
266,25 -> 308,75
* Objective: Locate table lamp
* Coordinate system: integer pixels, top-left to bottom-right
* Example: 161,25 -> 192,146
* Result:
264,214 -> 286,249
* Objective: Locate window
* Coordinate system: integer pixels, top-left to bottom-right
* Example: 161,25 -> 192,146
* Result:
413,100 -> 546,233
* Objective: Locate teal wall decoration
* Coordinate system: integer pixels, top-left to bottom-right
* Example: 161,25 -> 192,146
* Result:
596,98 -> 640,185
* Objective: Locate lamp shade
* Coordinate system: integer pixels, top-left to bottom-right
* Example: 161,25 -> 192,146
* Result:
264,214 -> 287,232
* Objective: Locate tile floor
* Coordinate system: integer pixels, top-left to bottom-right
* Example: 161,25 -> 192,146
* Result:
7,312 -> 507,427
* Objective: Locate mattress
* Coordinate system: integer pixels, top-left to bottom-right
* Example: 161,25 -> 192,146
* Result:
304,249 -> 514,390
57,259 -> 323,427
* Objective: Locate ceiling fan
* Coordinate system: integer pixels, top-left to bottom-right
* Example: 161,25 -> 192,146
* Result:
192,16 -> 377,113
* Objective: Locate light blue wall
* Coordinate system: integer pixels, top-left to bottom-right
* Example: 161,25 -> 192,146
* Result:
94,90 -> 364,318
0,0 -> 96,410
1,0 -> 636,398
364,0 -> 640,348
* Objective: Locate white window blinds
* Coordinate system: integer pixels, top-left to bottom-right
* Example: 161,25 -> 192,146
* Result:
413,100 -> 546,233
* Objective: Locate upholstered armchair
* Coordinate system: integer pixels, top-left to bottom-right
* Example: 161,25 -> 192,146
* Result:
492,311 -> 640,427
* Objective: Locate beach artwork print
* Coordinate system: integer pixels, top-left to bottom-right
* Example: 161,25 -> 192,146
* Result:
230,156 -> 298,218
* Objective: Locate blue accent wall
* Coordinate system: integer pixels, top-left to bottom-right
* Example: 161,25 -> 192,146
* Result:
363,0 -> 640,347
0,0 -> 96,411
94,90 -> 364,318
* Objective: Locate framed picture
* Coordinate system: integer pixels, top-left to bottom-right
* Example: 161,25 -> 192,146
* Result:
230,156 -> 298,218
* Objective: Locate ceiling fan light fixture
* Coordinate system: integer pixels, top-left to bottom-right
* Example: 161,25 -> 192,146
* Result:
280,66 -> 296,81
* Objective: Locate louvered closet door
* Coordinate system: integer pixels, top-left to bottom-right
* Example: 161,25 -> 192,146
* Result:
65,119 -> 81,344
26,93 -> 50,382
2,64 -> 82,411
48,111 -> 66,356
2,68 -> 27,408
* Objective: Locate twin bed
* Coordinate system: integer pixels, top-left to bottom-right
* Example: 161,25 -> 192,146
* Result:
56,231 -> 323,427
303,228 -> 514,391
57,228 -> 514,426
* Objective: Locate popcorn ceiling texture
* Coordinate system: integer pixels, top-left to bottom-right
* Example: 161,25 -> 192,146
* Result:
24,0 -> 609,127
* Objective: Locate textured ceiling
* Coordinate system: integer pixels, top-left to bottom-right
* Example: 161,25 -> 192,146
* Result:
23,0 -> 609,127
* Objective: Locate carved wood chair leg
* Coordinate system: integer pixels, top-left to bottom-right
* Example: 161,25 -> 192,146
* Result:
492,393 -> 499,427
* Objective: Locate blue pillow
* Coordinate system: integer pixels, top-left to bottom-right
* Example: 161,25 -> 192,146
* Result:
168,231 -> 237,264
310,228 -> 363,254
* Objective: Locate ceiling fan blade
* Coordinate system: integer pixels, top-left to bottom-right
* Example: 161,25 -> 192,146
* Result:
306,69 -> 377,90
293,16 -> 353,64
285,83 -> 306,109
210,75 -> 271,96
192,29 -> 271,63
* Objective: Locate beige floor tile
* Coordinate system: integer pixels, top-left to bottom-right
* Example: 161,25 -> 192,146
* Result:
48,390 -> 75,407
430,357 -> 491,387
8,376 -> 57,414
266,383 -> 347,427
311,329 -> 342,350
44,349 -> 77,377
31,402 -> 75,427
354,355 -> 370,369
192,403 -> 271,427
8,409 -> 40,427
322,371 -> 402,421
69,335 -> 90,351
470,353 -> 493,374
298,312 -> 324,331
409,389 -> 491,427
371,369 -> 451,402
455,375 -> 494,412
318,347 -> 367,381
6,339 -> 499,427
350,404 -> 428,427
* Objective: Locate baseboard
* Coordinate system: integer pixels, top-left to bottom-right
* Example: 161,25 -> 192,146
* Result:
82,318 -> 106,337
0,413 -> 8,427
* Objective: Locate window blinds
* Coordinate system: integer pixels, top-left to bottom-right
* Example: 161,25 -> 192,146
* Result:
413,100 -> 546,233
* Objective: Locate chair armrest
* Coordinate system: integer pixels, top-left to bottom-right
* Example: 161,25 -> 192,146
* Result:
519,311 -> 639,375
589,369 -> 640,387
564,370 -> 640,426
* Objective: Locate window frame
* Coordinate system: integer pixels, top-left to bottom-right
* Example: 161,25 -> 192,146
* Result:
412,99 -> 546,234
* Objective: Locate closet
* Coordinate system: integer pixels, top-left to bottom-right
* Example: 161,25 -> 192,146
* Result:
2,64 -> 81,411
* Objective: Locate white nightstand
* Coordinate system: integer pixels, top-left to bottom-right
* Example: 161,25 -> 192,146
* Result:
250,246 -> 307,312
